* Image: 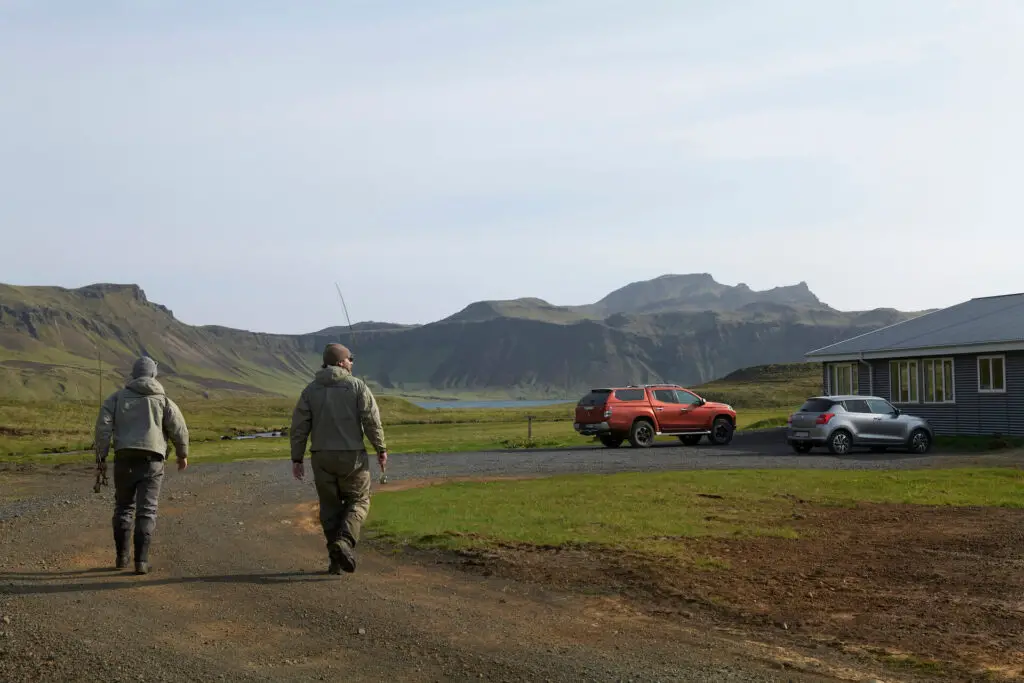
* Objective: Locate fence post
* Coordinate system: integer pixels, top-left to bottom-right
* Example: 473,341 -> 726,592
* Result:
527,414 -> 534,441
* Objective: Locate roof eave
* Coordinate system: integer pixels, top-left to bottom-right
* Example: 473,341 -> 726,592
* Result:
806,339 -> 1024,363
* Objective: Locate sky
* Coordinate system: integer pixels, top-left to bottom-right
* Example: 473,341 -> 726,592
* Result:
1,0 -> 1022,334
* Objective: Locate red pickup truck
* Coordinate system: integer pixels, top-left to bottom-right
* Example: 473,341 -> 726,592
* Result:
573,384 -> 737,448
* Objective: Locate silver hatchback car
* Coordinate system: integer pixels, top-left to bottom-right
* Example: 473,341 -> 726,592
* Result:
786,395 -> 934,455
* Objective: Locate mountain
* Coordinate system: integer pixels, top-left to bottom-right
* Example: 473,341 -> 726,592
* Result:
0,275 -> 930,401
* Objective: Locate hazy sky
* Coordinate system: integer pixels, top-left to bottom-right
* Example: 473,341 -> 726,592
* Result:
2,1 -> 1021,333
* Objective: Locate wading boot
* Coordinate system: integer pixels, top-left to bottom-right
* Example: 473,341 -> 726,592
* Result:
327,539 -> 357,575
134,532 -> 151,575
114,527 -> 131,569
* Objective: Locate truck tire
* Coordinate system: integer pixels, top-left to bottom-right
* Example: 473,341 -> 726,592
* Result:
628,419 -> 655,448
599,435 -> 624,448
707,416 -> 734,446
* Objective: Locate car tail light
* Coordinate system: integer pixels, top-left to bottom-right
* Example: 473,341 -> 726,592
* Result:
815,412 -> 835,424
787,414 -> 793,425
603,407 -> 612,418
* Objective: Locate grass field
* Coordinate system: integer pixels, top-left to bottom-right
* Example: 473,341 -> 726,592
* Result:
365,467 -> 1024,554
0,390 -> 792,458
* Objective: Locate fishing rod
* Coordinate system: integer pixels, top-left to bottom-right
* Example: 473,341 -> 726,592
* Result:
334,282 -> 387,484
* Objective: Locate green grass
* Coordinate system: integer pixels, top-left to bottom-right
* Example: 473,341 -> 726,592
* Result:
364,467 -> 1024,556
694,362 -> 820,409
0,393 -> 788,458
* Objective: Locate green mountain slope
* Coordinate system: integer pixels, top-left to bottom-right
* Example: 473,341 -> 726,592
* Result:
0,275 -> 928,401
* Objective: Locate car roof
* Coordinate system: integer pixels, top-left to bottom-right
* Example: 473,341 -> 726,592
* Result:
808,394 -> 888,402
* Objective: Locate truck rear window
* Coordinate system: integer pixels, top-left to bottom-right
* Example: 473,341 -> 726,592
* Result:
578,390 -> 612,406
798,398 -> 835,412
613,388 -> 645,401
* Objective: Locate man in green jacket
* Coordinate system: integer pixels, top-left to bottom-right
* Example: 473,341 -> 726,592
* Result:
290,343 -> 387,575
94,356 -> 189,575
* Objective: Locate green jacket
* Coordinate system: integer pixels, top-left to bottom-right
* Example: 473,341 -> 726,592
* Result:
94,377 -> 190,462
289,366 -> 387,462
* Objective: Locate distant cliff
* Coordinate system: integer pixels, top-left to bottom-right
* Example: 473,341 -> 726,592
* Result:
0,275 -> 926,400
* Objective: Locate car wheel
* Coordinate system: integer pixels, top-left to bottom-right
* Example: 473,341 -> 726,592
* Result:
908,428 -> 931,454
827,429 -> 852,455
678,434 -> 702,446
707,417 -> 734,446
599,435 -> 624,448
628,420 -> 655,448
792,443 -> 812,454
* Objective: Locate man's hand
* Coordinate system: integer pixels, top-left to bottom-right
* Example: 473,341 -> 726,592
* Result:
177,457 -> 188,472
292,461 -> 305,481
377,450 -> 388,469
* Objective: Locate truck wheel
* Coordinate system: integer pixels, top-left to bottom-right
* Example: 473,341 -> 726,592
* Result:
599,435 -> 624,448
707,417 -> 734,445
628,419 -> 655,448
678,434 -> 702,446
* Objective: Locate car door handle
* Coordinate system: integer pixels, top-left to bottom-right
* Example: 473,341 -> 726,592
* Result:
655,407 -> 663,411
872,417 -> 882,421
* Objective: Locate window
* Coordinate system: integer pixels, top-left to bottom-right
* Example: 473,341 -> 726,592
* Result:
978,355 -> 1006,393
842,399 -> 871,413
798,398 -> 836,413
613,389 -> 645,401
652,389 -> 678,403
827,363 -> 859,395
866,398 -> 898,415
921,358 -> 955,403
579,390 -> 611,406
675,390 -> 702,406
889,359 -> 919,403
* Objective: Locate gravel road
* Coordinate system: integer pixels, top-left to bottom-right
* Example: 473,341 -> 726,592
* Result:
1,431 -> 1017,682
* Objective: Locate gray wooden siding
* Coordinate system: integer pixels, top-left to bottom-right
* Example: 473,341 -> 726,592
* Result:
865,352 -> 1024,436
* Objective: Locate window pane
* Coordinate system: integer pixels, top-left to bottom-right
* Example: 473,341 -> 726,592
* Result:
909,362 -> 918,401
867,398 -> 896,414
799,398 -> 836,412
675,390 -> 700,405
889,363 -> 899,401
944,361 -> 954,401
844,399 -> 871,413
980,358 -> 992,390
852,366 -> 859,394
993,357 -> 1005,390
653,389 -> 677,403
923,361 -> 934,402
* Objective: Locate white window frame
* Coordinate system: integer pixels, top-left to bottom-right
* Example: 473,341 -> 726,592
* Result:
921,357 -> 955,404
826,362 -> 859,395
889,359 -> 920,403
977,354 -> 1007,393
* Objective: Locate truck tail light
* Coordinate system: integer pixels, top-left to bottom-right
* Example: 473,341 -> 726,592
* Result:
816,412 -> 835,424
603,407 -> 612,419
786,414 -> 793,425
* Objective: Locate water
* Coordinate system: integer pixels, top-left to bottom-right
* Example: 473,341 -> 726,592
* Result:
409,399 -> 574,410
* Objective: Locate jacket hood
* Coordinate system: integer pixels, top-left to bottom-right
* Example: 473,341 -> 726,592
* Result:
125,377 -> 165,396
314,366 -> 352,386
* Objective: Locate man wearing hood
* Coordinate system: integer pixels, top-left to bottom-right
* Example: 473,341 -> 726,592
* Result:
94,356 -> 190,575
289,343 -> 387,575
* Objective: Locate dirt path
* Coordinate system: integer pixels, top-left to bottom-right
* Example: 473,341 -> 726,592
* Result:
0,463 -> 863,683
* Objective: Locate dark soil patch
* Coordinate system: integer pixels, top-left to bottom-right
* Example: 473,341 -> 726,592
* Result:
409,503 -> 1024,682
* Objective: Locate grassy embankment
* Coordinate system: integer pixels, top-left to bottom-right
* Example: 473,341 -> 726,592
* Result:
0,364 -> 814,461
366,467 -> 1024,554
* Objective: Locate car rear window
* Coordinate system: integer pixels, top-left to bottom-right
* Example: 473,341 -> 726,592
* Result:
613,388 -> 645,401
578,390 -> 612,406
797,398 -> 835,412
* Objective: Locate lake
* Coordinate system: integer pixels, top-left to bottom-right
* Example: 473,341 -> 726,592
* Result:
409,399 -> 575,410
